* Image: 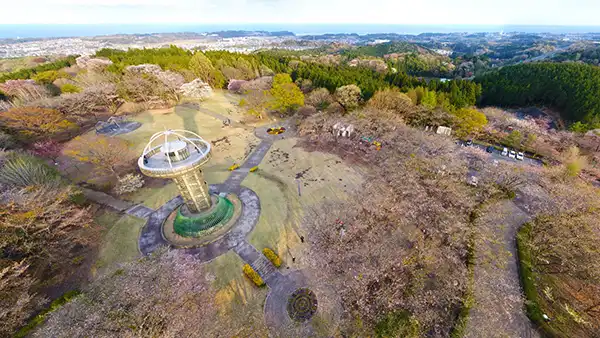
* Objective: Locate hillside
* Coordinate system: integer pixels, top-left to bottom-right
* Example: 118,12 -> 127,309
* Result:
552,45 -> 600,66
476,62 -> 600,126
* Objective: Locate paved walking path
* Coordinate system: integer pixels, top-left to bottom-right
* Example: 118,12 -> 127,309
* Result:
138,187 -> 262,260
197,107 -> 254,131
84,108 -> 313,332
222,139 -> 273,193
464,199 -> 539,338
81,187 -> 154,219
137,116 -> 290,281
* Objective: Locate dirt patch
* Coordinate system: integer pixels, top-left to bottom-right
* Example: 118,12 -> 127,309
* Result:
267,148 -> 291,165
212,136 -> 231,146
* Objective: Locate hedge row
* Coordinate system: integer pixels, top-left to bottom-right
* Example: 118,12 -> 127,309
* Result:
243,264 -> 264,287
516,223 -> 559,337
15,290 -> 81,338
262,247 -> 282,267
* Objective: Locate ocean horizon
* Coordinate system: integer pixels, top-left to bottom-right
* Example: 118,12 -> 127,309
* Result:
1,23 -> 600,39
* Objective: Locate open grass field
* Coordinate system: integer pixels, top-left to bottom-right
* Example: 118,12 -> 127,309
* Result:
58,91 -> 259,190
93,211 -> 146,275
0,56 -> 57,73
119,104 -> 259,169
243,137 -> 365,266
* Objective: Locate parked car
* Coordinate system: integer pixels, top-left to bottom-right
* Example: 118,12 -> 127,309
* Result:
502,147 -> 509,156
516,152 -> 524,161
466,139 -> 473,146
486,146 -> 494,153
509,150 -> 517,159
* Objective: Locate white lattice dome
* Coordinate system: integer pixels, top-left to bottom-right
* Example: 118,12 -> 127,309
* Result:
138,129 -> 211,175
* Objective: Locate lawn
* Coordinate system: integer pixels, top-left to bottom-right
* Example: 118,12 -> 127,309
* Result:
243,137 -> 364,267
117,103 -> 258,169
93,210 -> 146,275
58,93 -> 258,195
204,251 -> 269,334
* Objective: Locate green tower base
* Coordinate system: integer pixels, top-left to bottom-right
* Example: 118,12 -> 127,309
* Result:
173,194 -> 235,238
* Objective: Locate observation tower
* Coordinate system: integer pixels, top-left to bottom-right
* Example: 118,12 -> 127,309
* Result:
139,129 -> 235,238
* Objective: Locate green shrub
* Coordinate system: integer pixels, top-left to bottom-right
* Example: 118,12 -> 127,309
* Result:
60,83 -> 81,93
14,290 -> 81,338
68,188 -> 87,206
0,56 -> 77,82
516,223 -> 544,322
243,264 -> 264,287
516,223 -> 560,337
262,247 -> 282,267
0,153 -> 61,188
375,311 -> 419,338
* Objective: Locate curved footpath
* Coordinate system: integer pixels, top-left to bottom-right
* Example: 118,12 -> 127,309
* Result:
133,116 -> 307,330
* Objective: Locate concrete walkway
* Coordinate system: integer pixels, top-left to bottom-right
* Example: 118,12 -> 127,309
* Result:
81,187 -> 153,219
138,187 -> 262,262
465,200 -> 539,338
222,139 -> 273,193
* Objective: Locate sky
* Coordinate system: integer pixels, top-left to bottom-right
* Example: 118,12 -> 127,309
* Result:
3,0 -> 600,26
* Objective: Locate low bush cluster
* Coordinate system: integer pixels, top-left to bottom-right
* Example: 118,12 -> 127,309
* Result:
262,247 -> 282,267
242,264 -> 264,287
0,152 -> 62,188
114,173 -> 144,195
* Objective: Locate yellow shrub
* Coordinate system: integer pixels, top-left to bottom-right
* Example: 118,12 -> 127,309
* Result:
262,248 -> 282,267
243,264 -> 264,287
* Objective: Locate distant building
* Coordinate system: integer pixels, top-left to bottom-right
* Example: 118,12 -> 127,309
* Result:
436,126 -> 452,136
368,39 -> 390,45
333,123 -> 355,138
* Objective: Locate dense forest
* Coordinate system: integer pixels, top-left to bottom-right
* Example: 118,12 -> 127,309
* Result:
476,62 -> 600,126
340,41 -> 424,59
96,46 -> 193,73
95,46 -> 481,108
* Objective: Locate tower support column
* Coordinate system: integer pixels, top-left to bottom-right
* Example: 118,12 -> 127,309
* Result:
173,168 -> 211,212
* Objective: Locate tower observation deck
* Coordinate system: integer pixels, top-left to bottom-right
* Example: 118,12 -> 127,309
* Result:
138,129 -> 212,213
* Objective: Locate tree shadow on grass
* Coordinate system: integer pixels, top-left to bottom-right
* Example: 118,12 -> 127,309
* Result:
174,103 -> 200,134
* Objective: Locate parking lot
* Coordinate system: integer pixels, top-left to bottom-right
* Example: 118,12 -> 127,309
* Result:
460,141 -> 543,167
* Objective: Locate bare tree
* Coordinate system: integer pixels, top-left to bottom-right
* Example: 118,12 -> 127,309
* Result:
305,88 -> 334,111
299,114 -> 480,336
0,185 -> 98,336
34,249 -> 268,337
63,134 -> 135,178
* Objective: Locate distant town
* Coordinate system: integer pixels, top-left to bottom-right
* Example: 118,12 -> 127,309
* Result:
2,30 -> 599,59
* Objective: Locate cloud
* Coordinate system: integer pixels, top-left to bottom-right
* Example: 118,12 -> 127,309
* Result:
2,0 -> 600,26
54,0 -> 165,5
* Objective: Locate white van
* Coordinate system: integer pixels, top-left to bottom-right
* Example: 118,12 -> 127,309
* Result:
516,152 -> 524,161
502,147 -> 508,156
